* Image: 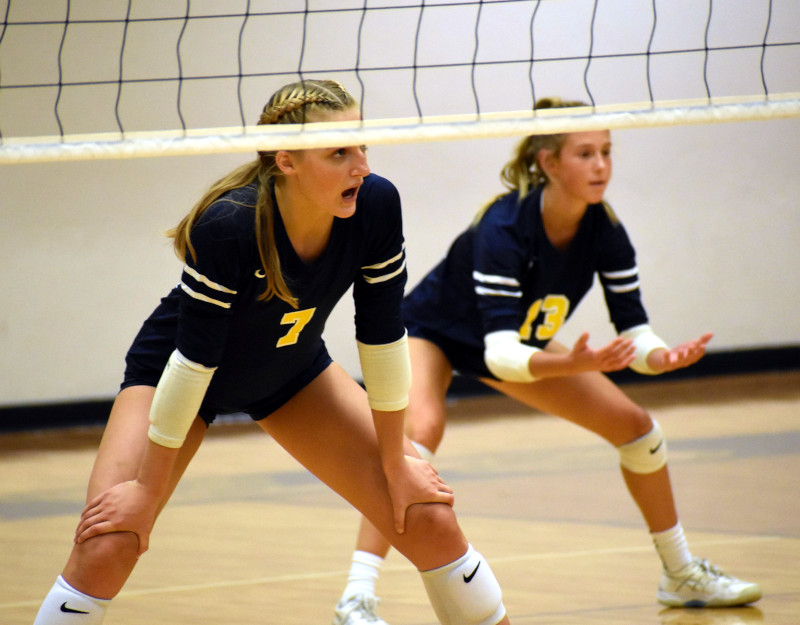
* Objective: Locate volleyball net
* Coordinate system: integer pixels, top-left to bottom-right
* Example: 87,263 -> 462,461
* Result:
1,0 -> 798,164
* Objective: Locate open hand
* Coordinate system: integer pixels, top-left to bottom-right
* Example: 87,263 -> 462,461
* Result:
648,332 -> 714,373
570,332 -> 636,373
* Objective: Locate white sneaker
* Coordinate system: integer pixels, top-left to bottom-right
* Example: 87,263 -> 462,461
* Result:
333,593 -> 389,625
657,558 -> 762,608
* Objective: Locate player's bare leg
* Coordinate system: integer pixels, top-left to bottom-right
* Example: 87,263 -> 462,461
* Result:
262,363 -> 509,625
483,340 -> 760,607
33,386 -> 206,624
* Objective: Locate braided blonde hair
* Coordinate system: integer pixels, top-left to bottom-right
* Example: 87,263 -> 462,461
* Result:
168,79 -> 357,307
473,97 -> 587,225
257,80 -> 350,125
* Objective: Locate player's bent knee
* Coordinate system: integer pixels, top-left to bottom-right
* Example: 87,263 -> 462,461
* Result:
76,531 -> 141,572
406,499 -> 458,531
617,418 -> 667,474
421,544 -> 506,625
406,412 -> 446,451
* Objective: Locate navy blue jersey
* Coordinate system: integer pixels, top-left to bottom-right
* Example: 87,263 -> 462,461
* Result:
123,173 -> 407,420
403,187 -> 648,379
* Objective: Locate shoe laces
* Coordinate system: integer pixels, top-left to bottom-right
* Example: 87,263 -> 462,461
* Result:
339,594 -> 381,623
682,558 -> 734,590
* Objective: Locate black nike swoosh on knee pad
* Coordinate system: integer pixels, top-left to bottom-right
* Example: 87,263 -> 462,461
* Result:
463,561 -> 481,583
649,439 -> 664,454
60,603 -> 90,614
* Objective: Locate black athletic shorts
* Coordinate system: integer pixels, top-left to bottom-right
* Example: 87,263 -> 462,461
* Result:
121,348 -> 332,426
404,320 -> 498,381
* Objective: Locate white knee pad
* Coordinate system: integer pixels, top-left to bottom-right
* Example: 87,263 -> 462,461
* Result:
617,419 -> 667,474
421,544 -> 506,625
33,575 -> 110,625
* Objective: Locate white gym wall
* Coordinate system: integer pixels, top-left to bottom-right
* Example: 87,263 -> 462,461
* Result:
1,0 -> 798,406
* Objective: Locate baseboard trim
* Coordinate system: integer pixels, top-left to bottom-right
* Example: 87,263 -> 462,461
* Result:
2,345 -> 798,433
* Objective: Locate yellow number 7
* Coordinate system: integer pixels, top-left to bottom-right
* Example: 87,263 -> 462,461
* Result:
276,308 -> 316,348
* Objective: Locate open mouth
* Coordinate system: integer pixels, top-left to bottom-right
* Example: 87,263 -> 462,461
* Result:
342,186 -> 359,200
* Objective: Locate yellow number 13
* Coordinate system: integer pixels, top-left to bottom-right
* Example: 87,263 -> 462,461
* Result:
519,295 -> 569,342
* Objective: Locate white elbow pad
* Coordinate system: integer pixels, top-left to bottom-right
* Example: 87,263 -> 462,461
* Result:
483,330 -> 540,383
148,349 -> 216,448
357,331 -> 411,412
620,324 -> 668,375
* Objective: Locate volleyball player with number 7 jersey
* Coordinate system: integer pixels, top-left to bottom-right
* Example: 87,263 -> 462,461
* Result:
334,97 -> 760,625
31,79 -> 512,625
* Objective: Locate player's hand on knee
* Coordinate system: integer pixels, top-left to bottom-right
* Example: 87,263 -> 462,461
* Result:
388,455 -> 454,535
74,480 -> 158,556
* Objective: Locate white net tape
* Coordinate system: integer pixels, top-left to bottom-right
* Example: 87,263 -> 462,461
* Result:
3,95 -> 798,164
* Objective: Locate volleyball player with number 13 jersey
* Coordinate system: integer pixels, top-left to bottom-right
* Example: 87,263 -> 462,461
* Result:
334,98 -> 760,625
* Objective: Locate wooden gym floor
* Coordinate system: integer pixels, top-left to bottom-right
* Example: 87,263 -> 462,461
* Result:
1,371 -> 798,624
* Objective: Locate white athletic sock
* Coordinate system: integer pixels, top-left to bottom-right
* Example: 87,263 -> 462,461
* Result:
340,550 -> 384,601
33,575 -> 110,625
411,441 -> 435,463
652,522 -> 693,573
